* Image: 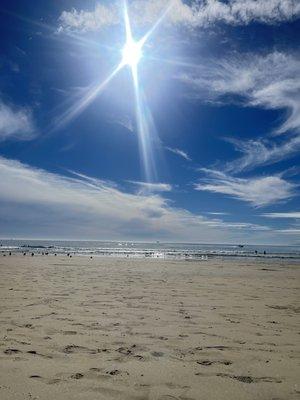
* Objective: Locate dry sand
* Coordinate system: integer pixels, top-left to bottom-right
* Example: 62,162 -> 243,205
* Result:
0,255 -> 299,400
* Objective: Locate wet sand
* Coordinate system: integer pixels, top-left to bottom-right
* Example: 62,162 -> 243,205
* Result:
0,255 -> 299,400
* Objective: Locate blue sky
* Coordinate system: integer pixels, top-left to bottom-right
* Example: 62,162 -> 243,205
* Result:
0,0 -> 299,244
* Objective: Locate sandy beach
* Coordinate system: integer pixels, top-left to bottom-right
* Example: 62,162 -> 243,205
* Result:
0,255 -> 299,400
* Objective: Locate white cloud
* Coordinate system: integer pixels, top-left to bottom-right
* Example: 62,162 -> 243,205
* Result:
179,52 -> 300,171
225,135 -> 300,173
195,169 -> 296,207
0,156 -> 290,243
0,101 -> 35,141
276,229 -> 300,234
128,180 -> 172,192
58,0 -> 300,32
191,0 -> 300,27
165,146 -> 191,161
58,4 -> 119,33
181,52 -> 300,134
262,212 -> 300,219
108,114 -> 134,133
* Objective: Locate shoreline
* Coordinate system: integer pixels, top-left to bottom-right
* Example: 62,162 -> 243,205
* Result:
1,252 -> 300,262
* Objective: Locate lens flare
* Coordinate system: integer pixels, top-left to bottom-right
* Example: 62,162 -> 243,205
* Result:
51,64 -> 122,131
122,39 -> 142,67
51,0 -> 174,183
121,0 -> 173,182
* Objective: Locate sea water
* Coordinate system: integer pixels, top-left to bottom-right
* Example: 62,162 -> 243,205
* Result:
0,240 -> 299,260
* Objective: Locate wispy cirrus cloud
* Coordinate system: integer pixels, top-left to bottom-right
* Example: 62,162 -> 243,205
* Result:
165,146 -> 191,161
262,212 -> 300,219
1,156 -> 292,243
206,212 -> 230,216
180,52 -> 300,135
58,0 -> 300,33
107,113 -> 134,133
179,52 -> 300,171
225,135 -> 300,173
277,229 -> 300,234
0,101 -> 35,142
128,180 -> 172,192
195,168 -> 296,207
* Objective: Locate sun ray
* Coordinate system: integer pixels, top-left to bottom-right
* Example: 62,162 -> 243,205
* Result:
131,65 -> 157,182
123,0 -> 133,41
139,0 -> 174,47
121,0 -> 163,182
49,0 -> 171,183
51,63 -> 122,131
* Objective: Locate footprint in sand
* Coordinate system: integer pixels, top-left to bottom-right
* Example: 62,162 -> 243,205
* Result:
63,344 -> 94,354
89,367 -> 102,372
151,351 -> 164,357
216,373 -> 282,384
197,360 -> 232,366
4,348 -> 22,354
29,375 -> 62,385
24,324 -> 34,329
106,369 -> 121,376
71,373 -> 84,379
47,378 -> 62,385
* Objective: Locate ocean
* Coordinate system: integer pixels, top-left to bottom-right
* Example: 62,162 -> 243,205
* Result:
0,240 -> 299,260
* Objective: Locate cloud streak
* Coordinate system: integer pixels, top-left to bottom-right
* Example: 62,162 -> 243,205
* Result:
277,229 -> 300,234
165,146 -> 191,161
225,135 -> 300,173
128,180 -> 172,192
195,169 -> 296,207
262,212 -> 300,219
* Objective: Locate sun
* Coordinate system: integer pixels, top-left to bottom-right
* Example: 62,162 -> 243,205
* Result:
122,38 -> 143,67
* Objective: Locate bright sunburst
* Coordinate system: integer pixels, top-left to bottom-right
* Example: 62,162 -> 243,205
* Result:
121,0 -> 144,68
122,38 -> 143,67
53,0 -> 173,182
